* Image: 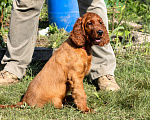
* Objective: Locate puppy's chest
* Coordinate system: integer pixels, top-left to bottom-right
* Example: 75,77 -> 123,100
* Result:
77,51 -> 92,75
65,48 -> 92,75
84,55 -> 92,75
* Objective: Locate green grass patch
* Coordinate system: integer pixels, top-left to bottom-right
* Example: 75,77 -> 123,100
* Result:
0,43 -> 150,119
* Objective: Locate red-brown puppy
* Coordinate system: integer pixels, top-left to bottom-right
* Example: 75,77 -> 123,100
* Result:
0,12 -> 109,112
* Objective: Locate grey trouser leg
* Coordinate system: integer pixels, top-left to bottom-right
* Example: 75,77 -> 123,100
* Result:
77,0 -> 116,80
1,0 -> 45,79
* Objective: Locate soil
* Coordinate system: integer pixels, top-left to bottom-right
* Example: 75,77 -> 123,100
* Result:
36,36 -> 49,47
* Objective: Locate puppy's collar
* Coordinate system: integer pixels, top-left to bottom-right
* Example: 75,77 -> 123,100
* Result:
82,47 -> 85,50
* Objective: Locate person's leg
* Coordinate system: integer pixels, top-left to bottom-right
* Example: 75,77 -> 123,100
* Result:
0,0 -> 45,82
77,0 -> 120,91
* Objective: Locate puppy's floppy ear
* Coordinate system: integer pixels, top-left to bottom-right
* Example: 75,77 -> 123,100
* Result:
70,17 -> 86,46
99,22 -> 110,46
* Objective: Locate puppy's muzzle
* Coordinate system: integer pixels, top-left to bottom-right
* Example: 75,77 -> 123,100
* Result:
97,30 -> 103,36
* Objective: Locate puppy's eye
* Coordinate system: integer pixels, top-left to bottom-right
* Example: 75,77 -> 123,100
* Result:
87,22 -> 93,25
100,22 -> 102,24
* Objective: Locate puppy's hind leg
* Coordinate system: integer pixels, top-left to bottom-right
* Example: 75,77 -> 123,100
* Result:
52,97 -> 63,109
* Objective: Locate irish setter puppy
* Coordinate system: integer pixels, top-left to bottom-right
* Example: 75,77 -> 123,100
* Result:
0,12 -> 109,112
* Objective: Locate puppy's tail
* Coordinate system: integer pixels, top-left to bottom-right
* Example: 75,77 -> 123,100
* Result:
0,102 -> 24,109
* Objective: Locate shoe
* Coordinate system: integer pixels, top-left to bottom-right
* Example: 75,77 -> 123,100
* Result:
97,75 -> 120,91
0,71 -> 19,86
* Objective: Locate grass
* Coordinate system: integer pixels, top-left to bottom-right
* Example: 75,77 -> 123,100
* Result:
36,29 -> 69,48
0,42 -> 150,119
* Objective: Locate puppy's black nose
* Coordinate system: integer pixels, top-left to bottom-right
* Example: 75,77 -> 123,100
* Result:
97,30 -> 103,36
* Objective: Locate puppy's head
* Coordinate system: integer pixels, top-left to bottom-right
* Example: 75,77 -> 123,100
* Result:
70,12 -> 110,47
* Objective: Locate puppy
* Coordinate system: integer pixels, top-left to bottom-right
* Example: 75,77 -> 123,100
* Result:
0,12 -> 110,112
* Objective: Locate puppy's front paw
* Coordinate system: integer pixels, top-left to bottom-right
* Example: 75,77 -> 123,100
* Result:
81,107 -> 93,113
